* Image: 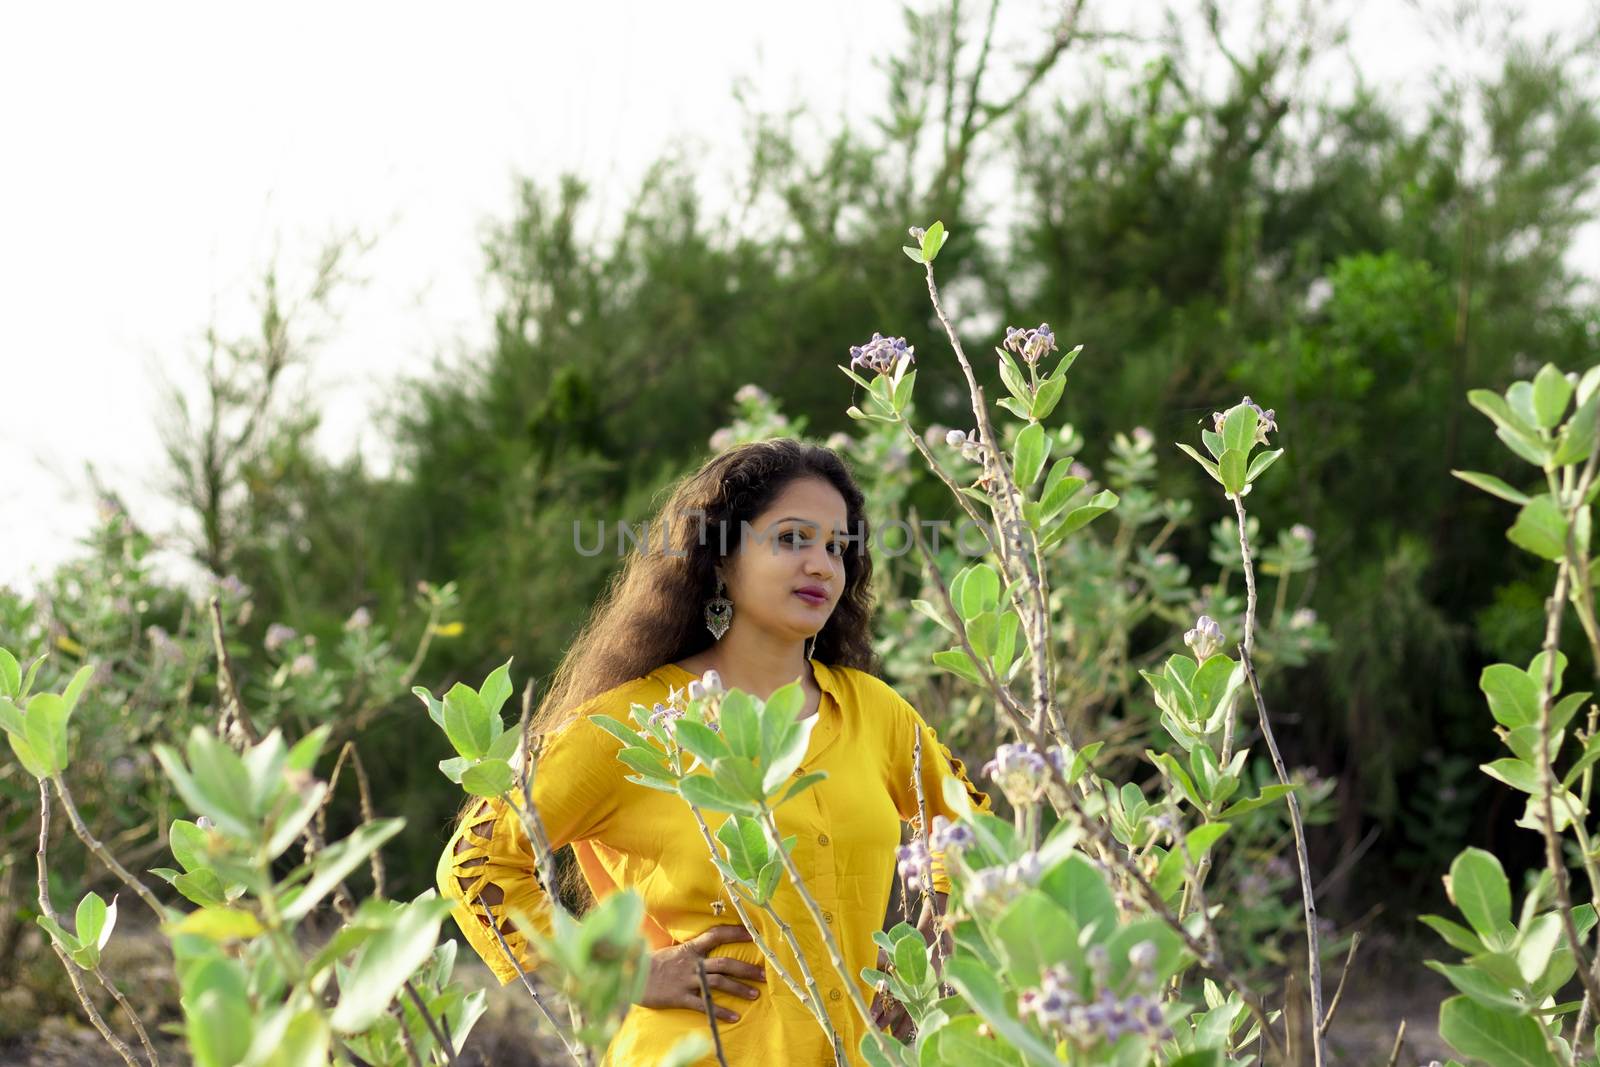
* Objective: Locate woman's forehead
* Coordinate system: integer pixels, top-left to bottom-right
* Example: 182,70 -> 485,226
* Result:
757,480 -> 848,526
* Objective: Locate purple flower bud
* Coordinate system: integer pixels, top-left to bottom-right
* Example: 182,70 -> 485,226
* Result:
929,814 -> 974,855
265,623 -> 297,654
290,653 -> 315,677
982,742 -> 1051,806
1132,426 -> 1154,449
1290,607 -> 1318,630
1184,615 -> 1225,660
687,680 -> 706,701
1290,523 -> 1315,545
896,839 -> 932,892
709,428 -> 736,452
700,669 -> 724,695
734,384 -> 768,405
343,606 -> 371,631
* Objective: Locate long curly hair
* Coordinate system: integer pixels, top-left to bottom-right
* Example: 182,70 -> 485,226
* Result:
454,436 -> 882,910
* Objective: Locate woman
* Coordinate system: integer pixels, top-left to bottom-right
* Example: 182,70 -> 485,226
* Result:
437,438 -> 991,1065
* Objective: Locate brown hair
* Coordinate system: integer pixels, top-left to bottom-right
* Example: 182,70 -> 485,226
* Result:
454,437 -> 882,912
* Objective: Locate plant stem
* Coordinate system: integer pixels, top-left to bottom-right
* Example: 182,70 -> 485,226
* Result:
37,782 -> 144,1067
697,957 -> 732,1067
49,776 -> 165,921
1237,650 -> 1324,1066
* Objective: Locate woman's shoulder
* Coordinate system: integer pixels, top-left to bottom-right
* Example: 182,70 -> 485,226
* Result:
823,663 -> 908,712
558,668 -> 681,729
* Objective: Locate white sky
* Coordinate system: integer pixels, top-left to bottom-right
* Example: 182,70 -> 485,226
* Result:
2,1 -> 1593,594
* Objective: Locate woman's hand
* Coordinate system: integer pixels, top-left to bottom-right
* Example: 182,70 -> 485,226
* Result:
868,946 -> 916,1041
639,924 -> 767,1023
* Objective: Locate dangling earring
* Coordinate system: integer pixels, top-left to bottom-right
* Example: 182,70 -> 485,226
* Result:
705,574 -> 733,640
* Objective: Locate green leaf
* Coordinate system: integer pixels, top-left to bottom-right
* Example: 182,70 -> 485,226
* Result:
616,746 -> 672,782
1038,460 -> 1084,519
1222,403 -> 1258,452
460,759 -> 515,797
8,731 -> 49,778
1185,822 -> 1231,862
330,893 -> 455,1033
1218,449 -> 1248,496
678,775 -> 757,815
1012,423 -> 1047,491
184,958 -> 254,1067
716,816 -> 768,882
1039,854 -> 1116,939
1042,489 -> 1118,546
781,771 -> 827,804
1448,848 -> 1514,942
1517,912 -> 1563,985
1453,470 -> 1531,505
1032,375 -> 1066,421
932,648 -> 984,685
1481,664 -> 1542,729
1508,495 -> 1569,562
1217,783 -> 1296,820
992,891 -> 1078,987
674,719 -> 730,765
60,664 -> 94,717
920,221 -> 947,262
920,1015 -> 1026,1065
1480,758 -> 1540,794
1421,914 -> 1486,956
170,819 -> 211,873
166,906 -> 265,942
0,648 -> 18,698
437,756 -> 471,784
480,658 -> 515,721
1438,995 -> 1561,1065
719,693 -> 761,761
957,565 -> 1001,620
1532,364 -> 1574,429
1426,961 -> 1528,1012
1178,442 -> 1222,483
1245,448 -> 1284,483
74,892 -> 111,955
281,818 -> 405,922
944,956 -> 1061,1067
23,693 -> 69,775
442,684 -> 492,759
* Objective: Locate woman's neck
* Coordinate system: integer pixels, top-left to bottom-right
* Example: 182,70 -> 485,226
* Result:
683,628 -> 813,700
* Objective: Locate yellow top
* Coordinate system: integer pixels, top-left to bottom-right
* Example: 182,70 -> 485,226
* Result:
436,659 -> 992,1066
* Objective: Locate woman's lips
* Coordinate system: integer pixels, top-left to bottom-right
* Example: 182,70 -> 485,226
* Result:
794,590 -> 827,606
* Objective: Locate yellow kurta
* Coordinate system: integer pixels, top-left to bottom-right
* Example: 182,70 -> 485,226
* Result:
436,660 -> 991,1066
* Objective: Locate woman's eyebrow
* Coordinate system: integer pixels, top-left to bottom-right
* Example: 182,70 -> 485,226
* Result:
774,516 -> 847,531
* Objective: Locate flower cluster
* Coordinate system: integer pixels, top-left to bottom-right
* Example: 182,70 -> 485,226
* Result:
1211,395 -> 1278,442
964,852 -> 1043,913
647,701 -> 683,730
929,814 -> 975,856
343,606 -> 372,631
1019,950 -> 1172,1047
1183,615 -> 1225,660
982,742 -> 1064,806
896,838 -> 932,893
1002,323 -> 1057,366
849,332 -> 915,377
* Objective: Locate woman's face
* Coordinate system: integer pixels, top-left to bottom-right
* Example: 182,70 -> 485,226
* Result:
721,476 -> 850,643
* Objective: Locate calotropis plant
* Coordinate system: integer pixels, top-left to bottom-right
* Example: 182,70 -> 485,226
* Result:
0,642 -> 486,1067
1417,363 -> 1600,1065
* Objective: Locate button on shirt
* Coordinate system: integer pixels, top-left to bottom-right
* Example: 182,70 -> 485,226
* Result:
437,660 -> 992,1065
